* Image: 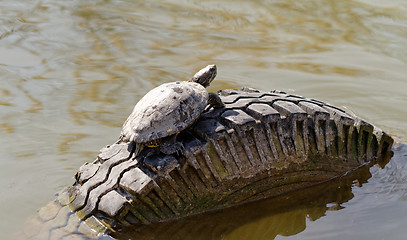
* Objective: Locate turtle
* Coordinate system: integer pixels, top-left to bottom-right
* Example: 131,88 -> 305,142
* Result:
121,64 -> 224,157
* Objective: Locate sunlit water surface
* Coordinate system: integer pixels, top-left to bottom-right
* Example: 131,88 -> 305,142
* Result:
0,0 -> 406,239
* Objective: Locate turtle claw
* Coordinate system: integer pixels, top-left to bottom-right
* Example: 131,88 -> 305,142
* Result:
176,143 -> 185,156
134,143 -> 145,157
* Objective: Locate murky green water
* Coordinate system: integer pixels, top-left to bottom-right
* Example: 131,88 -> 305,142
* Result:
1,0 -> 406,239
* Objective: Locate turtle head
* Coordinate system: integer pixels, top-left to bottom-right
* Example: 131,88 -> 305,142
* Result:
190,64 -> 217,88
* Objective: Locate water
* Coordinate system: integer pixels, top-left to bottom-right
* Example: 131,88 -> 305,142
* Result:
0,0 -> 406,239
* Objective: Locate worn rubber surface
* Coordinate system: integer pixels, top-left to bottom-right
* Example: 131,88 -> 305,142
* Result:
21,88 -> 394,239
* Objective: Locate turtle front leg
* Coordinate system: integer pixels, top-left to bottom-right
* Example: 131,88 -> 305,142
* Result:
160,134 -> 184,155
208,92 -> 224,108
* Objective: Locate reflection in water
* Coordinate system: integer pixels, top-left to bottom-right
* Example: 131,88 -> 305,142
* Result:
111,165 -> 372,240
1,0 -> 407,239
278,143 -> 407,240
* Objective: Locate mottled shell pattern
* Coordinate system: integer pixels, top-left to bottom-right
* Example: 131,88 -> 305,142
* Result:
121,81 -> 209,143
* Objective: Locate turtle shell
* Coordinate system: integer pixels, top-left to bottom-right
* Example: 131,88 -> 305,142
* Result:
121,81 -> 208,143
